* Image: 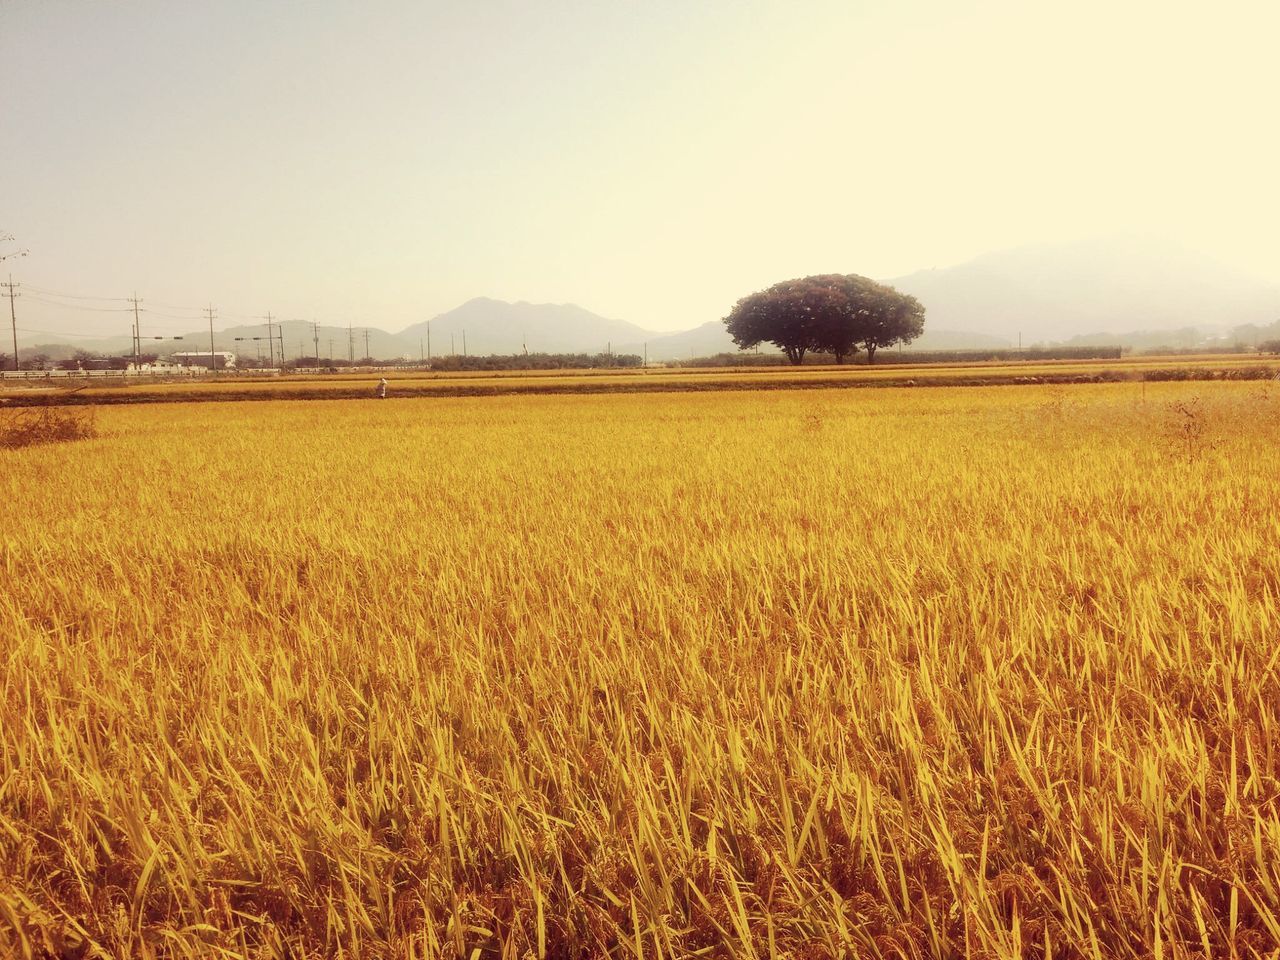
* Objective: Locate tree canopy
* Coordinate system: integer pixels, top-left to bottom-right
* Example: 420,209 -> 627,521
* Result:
723,274 -> 925,364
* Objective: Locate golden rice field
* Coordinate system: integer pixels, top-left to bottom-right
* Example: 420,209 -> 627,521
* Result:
2,353 -> 1277,407
2,381 -> 1280,958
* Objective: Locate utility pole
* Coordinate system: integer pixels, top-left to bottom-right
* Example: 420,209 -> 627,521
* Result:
328,337 -> 334,362
644,342 -> 647,368
3,275 -> 19,370
462,329 -> 467,358
312,320 -> 320,365
261,312 -> 276,368
363,328 -> 370,363
205,304 -> 217,374
426,321 -> 431,362
128,293 -> 143,368
347,320 -> 354,363
419,337 -> 424,362
450,333 -> 455,356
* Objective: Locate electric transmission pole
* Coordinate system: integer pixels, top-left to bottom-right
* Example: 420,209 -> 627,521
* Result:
363,328 -> 370,363
205,304 -> 218,373
348,320 -> 354,363
312,321 -> 320,365
3,275 -> 19,370
260,312 -> 276,368
128,293 -> 143,368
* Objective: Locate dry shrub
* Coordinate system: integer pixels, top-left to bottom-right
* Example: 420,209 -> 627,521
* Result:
0,405 -> 97,449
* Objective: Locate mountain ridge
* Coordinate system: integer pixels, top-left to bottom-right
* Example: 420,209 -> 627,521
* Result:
887,237 -> 1280,342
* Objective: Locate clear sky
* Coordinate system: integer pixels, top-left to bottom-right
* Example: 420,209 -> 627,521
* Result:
3,0 -> 1278,337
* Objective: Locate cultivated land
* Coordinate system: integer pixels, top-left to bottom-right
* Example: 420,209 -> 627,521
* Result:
3,381 -> 1280,957
1,353 -> 1277,406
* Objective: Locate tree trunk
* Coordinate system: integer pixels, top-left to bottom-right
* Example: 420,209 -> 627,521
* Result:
834,351 -> 846,364
866,343 -> 877,364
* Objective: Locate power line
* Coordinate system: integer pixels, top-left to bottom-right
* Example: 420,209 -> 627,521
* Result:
143,311 -> 207,323
23,295 -> 132,313
144,298 -> 210,313
3,280 -> 326,327
15,326 -> 107,339
0,234 -> 28,264
23,285 -> 129,302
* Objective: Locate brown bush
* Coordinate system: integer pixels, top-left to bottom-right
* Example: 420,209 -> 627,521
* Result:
0,405 -> 97,449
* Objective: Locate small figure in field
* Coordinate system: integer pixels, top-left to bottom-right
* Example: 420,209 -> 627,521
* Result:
375,377 -> 388,399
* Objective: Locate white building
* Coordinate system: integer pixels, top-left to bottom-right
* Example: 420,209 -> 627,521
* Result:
170,351 -> 237,370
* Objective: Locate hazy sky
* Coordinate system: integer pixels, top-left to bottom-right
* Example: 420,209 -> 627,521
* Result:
3,0 -> 1278,337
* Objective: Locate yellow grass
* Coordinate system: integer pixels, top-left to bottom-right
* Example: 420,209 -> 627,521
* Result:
2,381 -> 1279,958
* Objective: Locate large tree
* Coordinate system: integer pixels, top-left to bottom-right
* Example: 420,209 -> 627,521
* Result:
722,276 -> 842,364
724,274 -> 924,364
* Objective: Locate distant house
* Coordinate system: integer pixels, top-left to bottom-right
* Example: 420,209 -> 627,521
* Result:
170,351 -> 237,370
67,357 -> 129,371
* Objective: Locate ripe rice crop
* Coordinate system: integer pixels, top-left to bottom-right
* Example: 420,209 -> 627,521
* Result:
2,353 -> 1277,409
2,381 -> 1279,958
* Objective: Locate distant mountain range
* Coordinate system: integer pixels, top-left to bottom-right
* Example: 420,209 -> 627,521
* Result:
887,237 -> 1280,346
17,238 -> 1280,362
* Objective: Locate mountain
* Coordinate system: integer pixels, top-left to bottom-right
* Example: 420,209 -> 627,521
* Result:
400,298 -> 655,356
888,237 -> 1280,344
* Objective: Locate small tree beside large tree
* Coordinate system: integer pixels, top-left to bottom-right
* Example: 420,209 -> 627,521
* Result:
723,274 -> 924,364
858,282 -> 926,364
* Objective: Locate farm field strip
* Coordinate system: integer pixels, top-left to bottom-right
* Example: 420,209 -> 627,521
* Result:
2,354 -> 1277,406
